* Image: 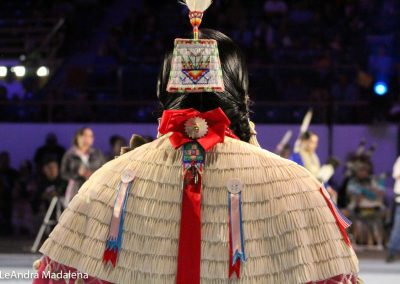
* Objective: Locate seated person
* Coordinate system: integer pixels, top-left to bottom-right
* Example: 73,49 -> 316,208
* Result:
347,162 -> 385,248
32,157 -> 67,216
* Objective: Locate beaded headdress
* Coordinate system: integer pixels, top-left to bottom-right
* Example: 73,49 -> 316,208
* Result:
166,0 -> 225,93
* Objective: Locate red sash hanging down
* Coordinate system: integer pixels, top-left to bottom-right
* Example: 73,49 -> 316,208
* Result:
177,155 -> 203,284
159,108 -> 239,284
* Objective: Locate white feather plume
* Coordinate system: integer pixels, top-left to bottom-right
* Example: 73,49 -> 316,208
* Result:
275,130 -> 292,154
180,0 -> 213,12
294,108 -> 313,153
279,130 -> 293,147
318,164 -> 335,183
300,108 -> 313,134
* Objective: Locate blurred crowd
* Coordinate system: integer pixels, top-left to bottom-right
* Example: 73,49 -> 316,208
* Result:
1,128 -> 400,261
279,130 -> 399,260
98,0 -> 400,103
103,0 -> 398,66
0,129 -> 153,238
0,0 -> 400,123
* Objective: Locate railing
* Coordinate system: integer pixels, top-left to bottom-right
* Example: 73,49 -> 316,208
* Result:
0,18 -> 63,58
0,100 -> 372,124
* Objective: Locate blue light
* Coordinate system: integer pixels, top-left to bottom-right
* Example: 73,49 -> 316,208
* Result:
374,82 -> 388,96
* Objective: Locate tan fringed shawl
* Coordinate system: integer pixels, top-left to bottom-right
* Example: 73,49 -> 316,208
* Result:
39,134 -> 359,283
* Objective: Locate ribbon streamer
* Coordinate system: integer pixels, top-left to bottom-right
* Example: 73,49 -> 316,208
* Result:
228,190 -> 246,278
103,180 -> 134,267
320,187 -> 352,246
176,142 -> 204,284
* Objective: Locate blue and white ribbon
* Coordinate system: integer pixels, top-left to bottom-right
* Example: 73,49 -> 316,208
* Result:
103,169 -> 135,266
227,178 -> 246,277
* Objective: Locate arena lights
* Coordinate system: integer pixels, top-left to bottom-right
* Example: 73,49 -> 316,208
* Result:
0,66 -> 7,77
374,81 -> 388,96
11,66 -> 26,77
36,66 -> 49,77
0,65 -> 50,78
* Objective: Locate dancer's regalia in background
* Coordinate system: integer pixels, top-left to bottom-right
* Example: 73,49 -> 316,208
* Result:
32,1 -> 361,283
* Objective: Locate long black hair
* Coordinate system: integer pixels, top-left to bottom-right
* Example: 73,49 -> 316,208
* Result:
157,29 -> 252,142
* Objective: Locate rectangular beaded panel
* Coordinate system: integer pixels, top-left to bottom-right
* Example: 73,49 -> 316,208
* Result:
167,38 -> 225,93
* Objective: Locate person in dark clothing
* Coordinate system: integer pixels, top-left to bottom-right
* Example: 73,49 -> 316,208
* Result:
0,151 -> 19,235
13,160 -> 35,235
34,133 -> 66,170
32,157 -> 67,215
106,135 -> 127,161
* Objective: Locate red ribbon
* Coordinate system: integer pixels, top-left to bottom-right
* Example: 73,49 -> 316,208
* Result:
159,107 -> 238,151
228,214 -> 241,278
176,165 -> 202,284
159,108 -> 239,283
319,187 -> 352,247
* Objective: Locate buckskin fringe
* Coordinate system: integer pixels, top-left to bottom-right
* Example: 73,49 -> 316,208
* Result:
39,135 -> 358,283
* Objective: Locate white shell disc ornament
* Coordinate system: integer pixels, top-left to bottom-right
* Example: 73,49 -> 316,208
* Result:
121,169 -> 135,183
227,178 -> 242,194
184,117 -> 208,139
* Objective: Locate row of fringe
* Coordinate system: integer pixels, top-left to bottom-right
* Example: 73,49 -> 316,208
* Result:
39,135 -> 359,283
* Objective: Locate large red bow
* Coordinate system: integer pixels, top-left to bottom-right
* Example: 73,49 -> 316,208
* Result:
158,107 -> 238,151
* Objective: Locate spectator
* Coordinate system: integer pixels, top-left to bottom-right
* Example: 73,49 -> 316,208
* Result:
61,127 -> 105,204
12,160 -> 35,235
143,135 -> 155,143
118,134 -> 149,155
278,143 -> 292,159
347,162 -> 385,249
32,157 -> 67,216
0,151 -> 19,235
107,135 -> 127,160
387,156 -> 400,262
34,133 -> 66,170
0,0 -> 397,124
290,131 -> 320,176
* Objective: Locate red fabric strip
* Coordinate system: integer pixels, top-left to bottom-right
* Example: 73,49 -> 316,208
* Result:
102,248 -> 118,267
228,211 -> 240,278
319,187 -> 352,246
176,167 -> 202,284
306,273 -> 358,284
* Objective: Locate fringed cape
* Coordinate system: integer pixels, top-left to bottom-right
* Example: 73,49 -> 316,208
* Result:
39,134 -> 359,283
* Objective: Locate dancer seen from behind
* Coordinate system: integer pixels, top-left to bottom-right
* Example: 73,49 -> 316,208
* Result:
32,1 -> 361,283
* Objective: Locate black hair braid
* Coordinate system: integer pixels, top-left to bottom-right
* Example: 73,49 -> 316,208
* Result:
229,109 -> 251,142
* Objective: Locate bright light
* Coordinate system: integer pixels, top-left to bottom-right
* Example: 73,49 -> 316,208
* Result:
374,81 -> 388,96
0,66 -> 7,77
11,66 -> 26,77
36,66 -> 49,77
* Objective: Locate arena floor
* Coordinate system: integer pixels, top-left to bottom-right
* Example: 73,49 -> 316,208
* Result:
0,253 -> 398,283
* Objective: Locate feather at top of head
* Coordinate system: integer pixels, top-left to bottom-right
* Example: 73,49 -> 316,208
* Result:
180,0 -> 213,12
